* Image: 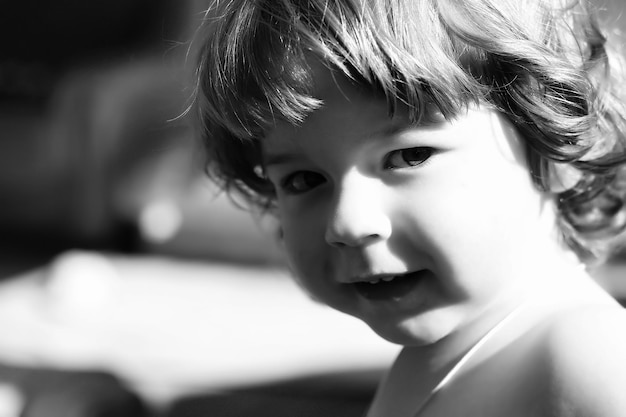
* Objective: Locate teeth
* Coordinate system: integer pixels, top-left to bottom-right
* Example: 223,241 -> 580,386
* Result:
367,276 -> 396,284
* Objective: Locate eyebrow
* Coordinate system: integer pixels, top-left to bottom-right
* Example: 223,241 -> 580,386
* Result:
382,122 -> 411,137
263,151 -> 302,167
263,117 -> 427,168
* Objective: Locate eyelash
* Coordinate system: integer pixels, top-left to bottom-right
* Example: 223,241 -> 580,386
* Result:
278,147 -> 434,195
384,147 -> 434,170
280,171 -> 326,195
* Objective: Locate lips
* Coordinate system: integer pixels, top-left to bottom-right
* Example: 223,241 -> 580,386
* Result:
353,270 -> 427,301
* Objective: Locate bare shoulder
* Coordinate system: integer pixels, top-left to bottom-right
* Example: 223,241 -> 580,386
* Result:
540,302 -> 626,416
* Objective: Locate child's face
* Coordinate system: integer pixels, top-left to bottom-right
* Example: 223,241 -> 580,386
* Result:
262,63 -> 557,346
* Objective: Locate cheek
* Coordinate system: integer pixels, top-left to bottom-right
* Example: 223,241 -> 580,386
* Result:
446,151 -> 540,222
280,212 -> 326,276
280,215 -> 345,305
399,160 -> 543,269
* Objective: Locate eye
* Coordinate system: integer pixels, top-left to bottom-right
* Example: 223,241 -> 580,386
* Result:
281,171 -> 326,194
384,147 -> 433,170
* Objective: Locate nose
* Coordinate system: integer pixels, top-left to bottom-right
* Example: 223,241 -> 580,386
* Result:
324,173 -> 392,248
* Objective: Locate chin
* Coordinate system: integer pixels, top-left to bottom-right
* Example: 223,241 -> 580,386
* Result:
368,317 -> 453,347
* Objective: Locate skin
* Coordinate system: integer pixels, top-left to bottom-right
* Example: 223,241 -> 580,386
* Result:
264,61 -> 570,346
261,60 -> 626,415
365,282 -> 626,416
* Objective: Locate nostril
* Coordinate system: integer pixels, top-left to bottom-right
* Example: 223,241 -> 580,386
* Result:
324,202 -> 392,247
326,230 -> 385,248
329,240 -> 347,248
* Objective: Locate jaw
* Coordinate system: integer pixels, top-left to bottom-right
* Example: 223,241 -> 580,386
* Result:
361,304 -> 467,346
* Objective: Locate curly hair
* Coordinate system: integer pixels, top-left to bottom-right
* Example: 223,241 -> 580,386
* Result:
191,0 -> 626,262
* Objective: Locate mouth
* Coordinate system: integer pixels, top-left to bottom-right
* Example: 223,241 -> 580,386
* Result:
353,270 -> 428,301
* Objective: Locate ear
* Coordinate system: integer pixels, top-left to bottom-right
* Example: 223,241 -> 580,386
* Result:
548,162 -> 582,193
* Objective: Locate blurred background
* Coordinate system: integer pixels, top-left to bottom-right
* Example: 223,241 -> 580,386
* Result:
0,0 -> 624,416
0,1 -> 399,416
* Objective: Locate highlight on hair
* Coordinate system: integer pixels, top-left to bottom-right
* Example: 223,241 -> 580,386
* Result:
191,0 -> 626,261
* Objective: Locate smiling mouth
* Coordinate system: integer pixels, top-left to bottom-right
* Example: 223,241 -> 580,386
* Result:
353,270 -> 428,301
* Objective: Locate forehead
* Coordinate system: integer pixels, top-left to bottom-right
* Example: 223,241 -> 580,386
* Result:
264,58 -> 391,143
262,55 -> 528,170
305,57 -> 378,108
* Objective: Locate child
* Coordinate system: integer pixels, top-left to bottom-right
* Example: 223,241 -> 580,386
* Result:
191,0 -> 626,415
